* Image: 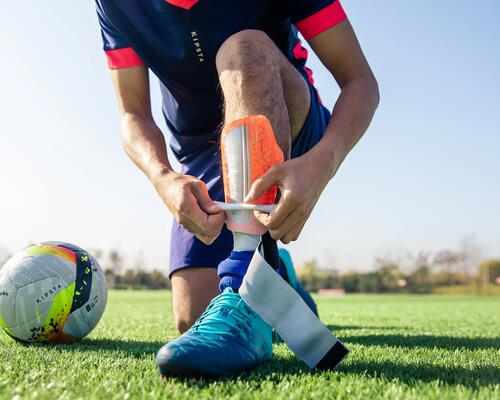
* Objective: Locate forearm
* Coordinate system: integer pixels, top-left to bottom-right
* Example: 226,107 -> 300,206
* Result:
120,112 -> 224,242
121,112 -> 173,183
312,74 -> 379,180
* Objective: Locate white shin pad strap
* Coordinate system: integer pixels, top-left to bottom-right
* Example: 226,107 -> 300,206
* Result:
239,244 -> 349,369
214,201 -> 276,213
215,202 -> 277,239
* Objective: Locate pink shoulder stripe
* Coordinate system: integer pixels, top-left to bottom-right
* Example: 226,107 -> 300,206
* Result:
295,1 -> 347,40
164,0 -> 199,10
105,48 -> 144,70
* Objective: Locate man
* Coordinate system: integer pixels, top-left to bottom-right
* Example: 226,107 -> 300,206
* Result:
95,0 -> 378,376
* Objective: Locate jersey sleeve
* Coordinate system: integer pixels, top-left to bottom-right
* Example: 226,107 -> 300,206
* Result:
288,0 -> 347,40
95,1 -> 144,70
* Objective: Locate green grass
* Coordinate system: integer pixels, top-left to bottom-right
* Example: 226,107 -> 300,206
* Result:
0,292 -> 499,400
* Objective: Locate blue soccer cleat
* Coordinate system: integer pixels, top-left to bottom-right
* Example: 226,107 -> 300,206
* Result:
156,288 -> 272,378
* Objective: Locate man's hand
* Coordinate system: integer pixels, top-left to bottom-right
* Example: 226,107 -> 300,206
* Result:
153,171 -> 225,245
245,19 -> 379,244
109,66 -> 225,245
244,150 -> 331,244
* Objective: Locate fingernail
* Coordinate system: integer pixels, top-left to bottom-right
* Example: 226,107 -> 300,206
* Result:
208,204 -> 220,212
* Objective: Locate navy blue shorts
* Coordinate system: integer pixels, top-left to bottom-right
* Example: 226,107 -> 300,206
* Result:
169,84 -> 331,276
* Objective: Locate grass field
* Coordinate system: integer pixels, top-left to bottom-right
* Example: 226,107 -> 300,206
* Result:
0,292 -> 499,400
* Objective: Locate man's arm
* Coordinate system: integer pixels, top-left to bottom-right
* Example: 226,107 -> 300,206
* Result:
246,20 -> 379,243
111,66 -> 171,181
307,20 -> 379,179
110,66 -> 224,244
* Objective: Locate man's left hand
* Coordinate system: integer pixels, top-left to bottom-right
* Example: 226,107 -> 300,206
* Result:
244,151 -> 331,244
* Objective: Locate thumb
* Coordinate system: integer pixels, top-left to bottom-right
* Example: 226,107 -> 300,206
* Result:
192,183 -> 221,214
244,165 -> 283,203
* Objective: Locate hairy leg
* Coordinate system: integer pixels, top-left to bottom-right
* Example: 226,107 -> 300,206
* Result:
216,29 -> 311,158
170,267 -> 220,333
168,31 -> 310,330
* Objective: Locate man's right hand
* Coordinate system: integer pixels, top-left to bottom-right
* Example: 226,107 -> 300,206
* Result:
108,66 -> 225,245
153,171 -> 225,245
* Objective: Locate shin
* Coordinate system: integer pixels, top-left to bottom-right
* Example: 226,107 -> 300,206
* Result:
218,116 -> 283,291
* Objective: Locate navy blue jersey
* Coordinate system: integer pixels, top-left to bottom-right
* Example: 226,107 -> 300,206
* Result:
95,0 -> 347,162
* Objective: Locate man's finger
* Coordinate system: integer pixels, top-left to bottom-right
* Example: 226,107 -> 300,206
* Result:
187,212 -> 223,244
192,182 -> 221,214
281,213 -> 308,244
203,213 -> 225,243
252,191 -> 291,230
254,210 -> 271,227
255,204 -> 298,241
269,207 -> 304,241
182,192 -> 221,235
265,192 -> 297,230
207,212 -> 225,233
244,165 -> 283,203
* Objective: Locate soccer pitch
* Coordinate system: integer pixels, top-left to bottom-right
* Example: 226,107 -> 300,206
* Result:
0,292 -> 498,400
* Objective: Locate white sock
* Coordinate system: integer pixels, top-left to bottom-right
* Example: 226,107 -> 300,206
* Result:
233,232 -> 260,252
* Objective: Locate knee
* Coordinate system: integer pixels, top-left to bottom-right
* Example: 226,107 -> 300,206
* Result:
170,268 -> 220,334
216,29 -> 276,72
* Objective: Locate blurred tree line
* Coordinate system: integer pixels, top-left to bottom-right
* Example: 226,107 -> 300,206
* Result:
94,249 -> 171,290
297,249 -> 500,295
0,237 -> 498,294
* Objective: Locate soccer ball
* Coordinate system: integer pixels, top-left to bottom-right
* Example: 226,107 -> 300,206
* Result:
0,242 -> 107,343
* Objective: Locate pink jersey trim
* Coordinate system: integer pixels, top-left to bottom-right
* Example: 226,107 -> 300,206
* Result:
165,0 -> 199,10
295,1 -> 347,40
105,48 -> 144,70
293,41 -> 315,86
293,41 -> 309,61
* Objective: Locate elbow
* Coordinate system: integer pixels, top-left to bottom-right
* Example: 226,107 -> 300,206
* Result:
366,74 -> 380,112
373,77 -> 380,110
341,71 -> 380,112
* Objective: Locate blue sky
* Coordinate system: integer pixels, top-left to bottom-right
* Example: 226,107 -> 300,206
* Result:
0,1 -> 499,271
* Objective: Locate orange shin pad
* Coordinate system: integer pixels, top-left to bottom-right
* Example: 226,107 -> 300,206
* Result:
221,115 -> 284,234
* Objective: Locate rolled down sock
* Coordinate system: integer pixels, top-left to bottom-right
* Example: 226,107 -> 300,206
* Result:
219,251 -> 253,292
219,232 -> 260,291
219,214 -> 263,291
